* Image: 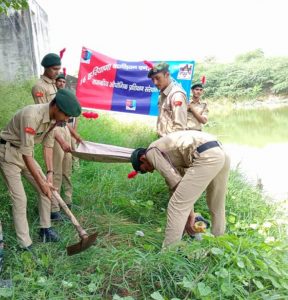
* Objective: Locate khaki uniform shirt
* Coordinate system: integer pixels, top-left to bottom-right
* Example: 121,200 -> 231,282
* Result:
187,101 -> 208,131
146,130 -> 218,190
157,81 -> 187,137
0,103 -> 56,157
32,75 -> 57,104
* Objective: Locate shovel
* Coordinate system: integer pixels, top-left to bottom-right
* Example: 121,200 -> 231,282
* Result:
51,190 -> 97,256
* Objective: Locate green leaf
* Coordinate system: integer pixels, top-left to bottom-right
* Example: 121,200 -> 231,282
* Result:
197,282 -> 211,296
150,291 -> 164,300
211,247 -> 224,256
237,260 -> 245,268
0,288 -> 13,298
253,279 -> 264,289
181,277 -> 194,290
279,279 -> 288,290
228,215 -> 236,224
215,268 -> 229,278
221,282 -> 234,296
88,283 -> 97,293
146,200 -> 154,206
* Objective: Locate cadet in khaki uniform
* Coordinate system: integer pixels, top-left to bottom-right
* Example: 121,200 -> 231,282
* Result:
148,62 -> 188,137
187,84 -> 208,131
52,74 -> 82,213
0,89 -> 81,249
32,56 -> 80,220
32,53 -> 60,104
130,130 -> 230,247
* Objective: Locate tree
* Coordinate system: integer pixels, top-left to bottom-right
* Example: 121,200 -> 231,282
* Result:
0,0 -> 28,15
235,49 -> 265,63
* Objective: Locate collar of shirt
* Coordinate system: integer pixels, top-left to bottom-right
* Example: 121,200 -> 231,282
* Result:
41,103 -> 55,124
161,81 -> 174,97
40,75 -> 56,84
190,97 -> 202,104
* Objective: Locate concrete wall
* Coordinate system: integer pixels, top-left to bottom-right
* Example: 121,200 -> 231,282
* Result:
0,0 -> 49,82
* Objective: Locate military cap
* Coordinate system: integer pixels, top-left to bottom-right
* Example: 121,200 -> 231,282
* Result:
191,83 -> 204,90
56,73 -> 66,80
147,62 -> 169,78
54,89 -> 81,117
41,53 -> 61,68
130,148 -> 147,173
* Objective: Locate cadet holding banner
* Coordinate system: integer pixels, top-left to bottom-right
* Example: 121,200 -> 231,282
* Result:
130,130 -> 230,247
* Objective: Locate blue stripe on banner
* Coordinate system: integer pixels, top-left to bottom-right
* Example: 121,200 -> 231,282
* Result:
111,60 -> 152,115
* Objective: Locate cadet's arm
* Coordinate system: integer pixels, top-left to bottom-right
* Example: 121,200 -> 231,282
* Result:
54,131 -> 71,152
189,104 -> 208,124
22,155 -> 52,198
173,94 -> 188,130
67,123 -> 82,143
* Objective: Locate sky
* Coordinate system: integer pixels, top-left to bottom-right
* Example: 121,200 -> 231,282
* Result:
37,0 -> 288,75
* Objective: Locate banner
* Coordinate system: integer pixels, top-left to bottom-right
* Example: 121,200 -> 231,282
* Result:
76,47 -> 195,116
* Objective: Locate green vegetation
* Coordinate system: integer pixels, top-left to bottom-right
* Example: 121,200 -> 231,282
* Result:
0,0 -> 28,14
0,82 -> 288,299
193,50 -> 288,101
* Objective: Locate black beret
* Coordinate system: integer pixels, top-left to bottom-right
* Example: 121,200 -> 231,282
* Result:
130,148 -> 147,173
41,53 -> 61,68
56,73 -> 66,80
55,89 -> 81,117
147,62 -> 169,78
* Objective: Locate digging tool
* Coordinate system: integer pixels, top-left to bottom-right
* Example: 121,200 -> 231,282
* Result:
51,190 -> 97,256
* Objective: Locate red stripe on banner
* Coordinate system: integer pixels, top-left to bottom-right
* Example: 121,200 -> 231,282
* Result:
76,47 -> 117,110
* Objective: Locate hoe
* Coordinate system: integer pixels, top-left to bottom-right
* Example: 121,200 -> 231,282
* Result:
52,190 -> 97,256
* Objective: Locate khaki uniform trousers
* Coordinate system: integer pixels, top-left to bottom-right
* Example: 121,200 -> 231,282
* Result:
51,126 -> 73,212
71,136 -> 80,168
163,146 -> 230,247
0,143 -> 51,247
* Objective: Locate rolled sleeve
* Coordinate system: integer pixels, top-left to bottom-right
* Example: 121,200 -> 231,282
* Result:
146,148 -> 182,190
172,93 -> 187,131
18,115 -> 36,156
32,85 -> 47,104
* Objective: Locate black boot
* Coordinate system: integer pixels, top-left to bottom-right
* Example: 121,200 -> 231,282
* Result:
39,228 -> 60,243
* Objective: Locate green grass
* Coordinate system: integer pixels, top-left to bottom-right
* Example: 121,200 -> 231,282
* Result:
0,82 -> 288,299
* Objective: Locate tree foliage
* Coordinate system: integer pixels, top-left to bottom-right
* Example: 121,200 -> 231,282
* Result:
0,0 -> 28,14
193,50 -> 288,101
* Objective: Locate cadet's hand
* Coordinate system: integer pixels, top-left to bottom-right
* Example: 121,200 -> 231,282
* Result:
75,135 -> 83,144
185,214 -> 196,236
61,141 -> 72,152
40,181 -> 52,199
46,171 -> 53,185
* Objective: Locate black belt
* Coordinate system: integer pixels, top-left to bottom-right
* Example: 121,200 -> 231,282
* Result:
0,138 -> 17,148
196,141 -> 220,153
56,122 -> 66,127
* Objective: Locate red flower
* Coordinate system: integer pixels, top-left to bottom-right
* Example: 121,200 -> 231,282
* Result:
127,171 -> 138,179
82,111 -> 99,119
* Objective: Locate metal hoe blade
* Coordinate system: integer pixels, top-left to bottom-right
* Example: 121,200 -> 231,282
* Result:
67,232 -> 98,256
